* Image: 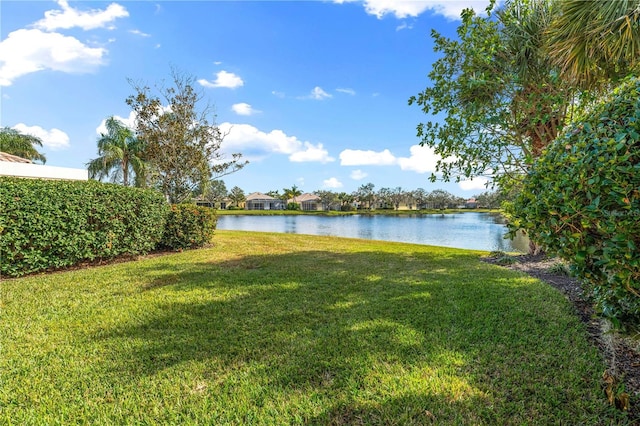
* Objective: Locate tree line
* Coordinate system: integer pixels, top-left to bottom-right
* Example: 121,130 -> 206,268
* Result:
199,180 -> 507,211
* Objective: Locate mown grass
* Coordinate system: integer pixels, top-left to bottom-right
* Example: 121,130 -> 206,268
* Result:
1,231 -> 622,424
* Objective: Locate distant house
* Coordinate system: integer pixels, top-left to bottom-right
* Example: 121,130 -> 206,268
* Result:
195,196 -> 230,209
0,151 -> 88,181
245,192 -> 285,210
464,198 -> 478,209
293,193 -> 321,211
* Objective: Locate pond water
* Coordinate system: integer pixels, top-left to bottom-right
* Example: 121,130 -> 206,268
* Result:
216,212 -> 529,253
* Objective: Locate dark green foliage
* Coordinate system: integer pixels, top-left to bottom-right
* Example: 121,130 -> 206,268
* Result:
160,204 -> 216,250
286,202 -> 300,211
0,178 -> 168,277
509,77 -> 640,327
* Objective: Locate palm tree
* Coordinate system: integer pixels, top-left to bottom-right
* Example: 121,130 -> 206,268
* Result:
283,185 -> 302,205
87,117 -> 146,187
0,127 -> 46,163
546,0 -> 640,88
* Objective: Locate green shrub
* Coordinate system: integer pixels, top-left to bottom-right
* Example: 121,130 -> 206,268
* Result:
0,178 -> 168,277
160,204 -> 217,250
509,77 -> 640,327
286,202 -> 300,211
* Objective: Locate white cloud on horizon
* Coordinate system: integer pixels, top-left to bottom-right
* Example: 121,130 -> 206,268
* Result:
232,103 -> 260,116
219,122 -> 335,164
323,177 -> 343,188
13,123 -> 70,150
198,70 -> 244,89
34,0 -> 128,31
333,0 -> 497,20
340,145 -> 444,174
0,29 -> 106,86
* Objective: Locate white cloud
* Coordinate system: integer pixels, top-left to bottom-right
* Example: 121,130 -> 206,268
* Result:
231,103 -> 259,116
323,177 -> 343,189
12,123 -> 70,150
129,29 -> 150,37
333,0 -> 496,20
0,29 -> 106,86
34,0 -> 129,31
396,144 -> 440,174
336,88 -> 356,95
272,90 -> 285,98
396,22 -> 414,31
289,143 -> 334,164
198,70 -> 244,89
339,149 -> 396,166
458,176 -> 491,191
219,122 -> 334,164
350,169 -> 368,180
309,86 -> 332,100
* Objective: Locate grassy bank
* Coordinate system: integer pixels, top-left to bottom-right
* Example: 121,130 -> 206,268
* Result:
1,231 -> 619,424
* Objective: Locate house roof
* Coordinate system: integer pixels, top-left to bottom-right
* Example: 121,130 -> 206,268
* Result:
0,151 -> 32,164
246,192 -> 278,201
295,193 -> 320,202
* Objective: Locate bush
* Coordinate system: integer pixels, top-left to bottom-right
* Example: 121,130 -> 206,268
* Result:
509,77 -> 640,327
160,204 -> 217,250
0,178 -> 168,277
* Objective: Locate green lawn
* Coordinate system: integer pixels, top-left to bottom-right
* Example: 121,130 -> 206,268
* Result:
1,231 -> 621,424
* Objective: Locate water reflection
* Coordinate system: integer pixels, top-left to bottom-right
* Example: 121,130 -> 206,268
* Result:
217,212 -> 528,252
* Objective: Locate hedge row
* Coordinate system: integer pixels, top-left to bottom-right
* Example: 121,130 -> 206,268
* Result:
1,178 -> 216,277
509,77 -> 640,328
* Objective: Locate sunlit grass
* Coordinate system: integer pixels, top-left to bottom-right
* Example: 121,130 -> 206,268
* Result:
1,231 -> 621,424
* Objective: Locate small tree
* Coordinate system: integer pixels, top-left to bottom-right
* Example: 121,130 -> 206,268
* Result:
203,179 -> 228,208
126,68 -> 247,203
228,186 -> 246,208
283,185 -> 302,210
314,190 -> 338,211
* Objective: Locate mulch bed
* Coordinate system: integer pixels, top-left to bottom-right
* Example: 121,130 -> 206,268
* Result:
483,253 -> 640,420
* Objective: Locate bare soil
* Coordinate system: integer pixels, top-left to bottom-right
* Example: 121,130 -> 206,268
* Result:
483,253 -> 640,420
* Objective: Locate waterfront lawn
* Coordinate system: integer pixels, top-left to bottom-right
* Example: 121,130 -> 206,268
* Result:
1,231 -> 619,424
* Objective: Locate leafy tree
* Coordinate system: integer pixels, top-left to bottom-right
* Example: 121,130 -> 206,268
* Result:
409,0 -> 572,189
337,192 -> 355,211
314,190 -> 338,211
354,183 -> 375,210
474,191 -> 501,209
87,117 -> 146,187
228,186 -> 245,208
546,0 -> 640,89
203,179 -> 228,207
0,127 -> 46,164
389,187 -> 406,210
425,189 -> 455,209
126,69 -> 247,203
411,188 -> 429,210
376,187 -> 392,209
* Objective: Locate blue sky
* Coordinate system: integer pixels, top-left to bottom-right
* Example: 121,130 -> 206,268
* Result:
1,0 -> 496,196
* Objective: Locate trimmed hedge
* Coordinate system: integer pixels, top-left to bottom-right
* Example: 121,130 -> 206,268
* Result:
160,204 -> 217,250
509,77 -> 640,327
0,178 -> 168,277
